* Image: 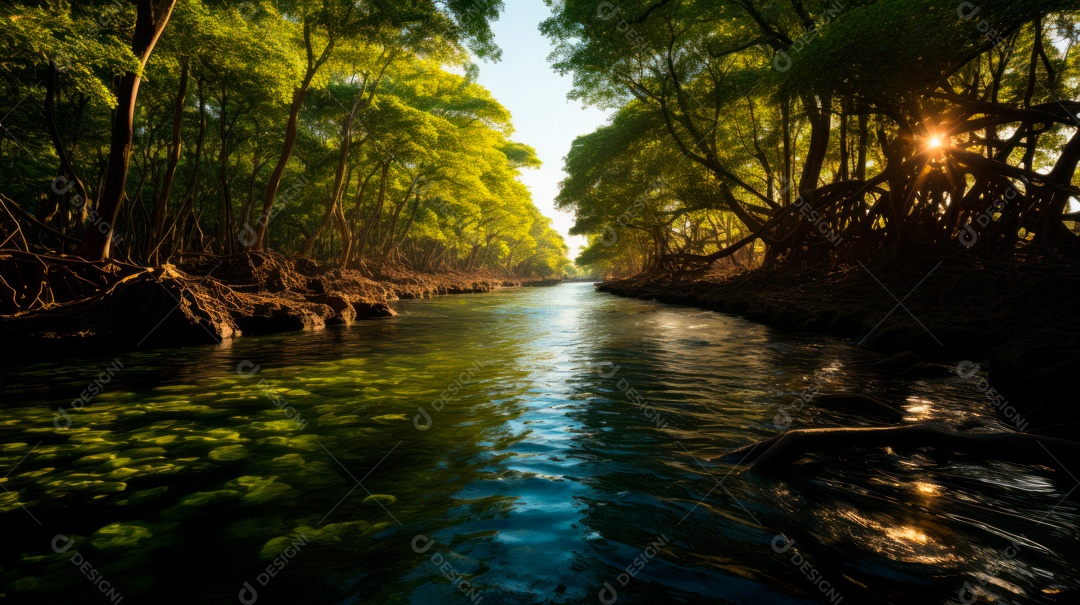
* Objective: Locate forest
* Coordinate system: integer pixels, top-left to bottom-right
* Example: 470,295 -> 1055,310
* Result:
1,0 -> 568,276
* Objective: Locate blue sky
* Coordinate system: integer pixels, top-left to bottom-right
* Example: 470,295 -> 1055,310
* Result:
474,0 -> 612,260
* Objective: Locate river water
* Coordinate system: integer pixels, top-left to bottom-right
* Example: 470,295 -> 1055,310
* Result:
1,283 -> 1077,604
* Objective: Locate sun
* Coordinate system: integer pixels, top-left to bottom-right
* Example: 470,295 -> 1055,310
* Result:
922,126 -> 954,154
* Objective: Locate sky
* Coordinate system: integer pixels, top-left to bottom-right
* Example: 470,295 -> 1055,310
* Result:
473,0 -> 612,261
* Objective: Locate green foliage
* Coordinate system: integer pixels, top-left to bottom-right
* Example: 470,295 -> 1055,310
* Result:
0,0 -> 568,276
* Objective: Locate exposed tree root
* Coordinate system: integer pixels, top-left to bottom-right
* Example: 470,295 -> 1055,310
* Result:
1,251 -> 556,360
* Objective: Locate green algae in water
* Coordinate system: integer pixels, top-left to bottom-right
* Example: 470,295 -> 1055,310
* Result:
45,478 -> 127,494
371,414 -> 409,423
116,486 -> 168,506
259,521 -> 377,558
227,476 -> 294,504
89,521 -> 178,552
268,453 -> 307,469
99,467 -> 141,481
73,453 -> 117,466
0,490 -> 33,513
121,447 -> 168,457
247,420 -> 304,432
284,434 -> 321,451
161,490 -> 241,519
208,445 -> 248,461
314,415 -> 361,426
227,516 -> 287,540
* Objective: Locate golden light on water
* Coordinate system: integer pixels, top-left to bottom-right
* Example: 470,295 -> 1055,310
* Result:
915,482 -> 941,496
886,526 -> 931,545
832,508 -> 958,565
904,397 -> 934,420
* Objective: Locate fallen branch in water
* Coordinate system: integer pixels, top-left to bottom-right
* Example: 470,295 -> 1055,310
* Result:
810,393 -> 904,420
720,424 -> 1080,475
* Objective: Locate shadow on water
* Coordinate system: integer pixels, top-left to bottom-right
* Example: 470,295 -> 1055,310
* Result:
0,283 -> 1077,604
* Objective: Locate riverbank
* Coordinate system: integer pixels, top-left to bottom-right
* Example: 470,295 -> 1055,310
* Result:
0,250 -> 560,361
598,259 -> 1080,434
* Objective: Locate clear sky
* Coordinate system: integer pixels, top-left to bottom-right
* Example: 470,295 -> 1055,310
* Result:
473,0 -> 612,261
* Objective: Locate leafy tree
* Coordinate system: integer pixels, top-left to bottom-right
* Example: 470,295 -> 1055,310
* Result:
544,0 -> 1080,275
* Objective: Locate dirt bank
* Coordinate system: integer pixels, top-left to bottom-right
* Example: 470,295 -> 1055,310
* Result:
598,259 -> 1080,434
0,251 -> 559,361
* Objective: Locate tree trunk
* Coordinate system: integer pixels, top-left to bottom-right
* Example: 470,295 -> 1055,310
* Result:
381,180 -> 418,257
43,61 -> 91,228
353,161 -> 390,266
838,103 -> 850,182
855,112 -> 869,182
333,187 -> 350,265
341,164 -> 379,266
386,190 -> 422,258
781,98 -> 793,205
74,0 -> 177,260
252,84 -> 309,250
164,76 -> 207,259
148,58 -> 187,262
797,94 -> 832,197
251,22 -> 335,250
217,84 -> 239,255
301,94 -> 363,257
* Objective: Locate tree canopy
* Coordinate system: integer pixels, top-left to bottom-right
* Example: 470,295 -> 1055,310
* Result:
543,0 -> 1080,276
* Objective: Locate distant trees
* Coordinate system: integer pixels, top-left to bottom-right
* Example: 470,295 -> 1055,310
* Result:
544,0 -> 1080,276
0,0 -> 569,277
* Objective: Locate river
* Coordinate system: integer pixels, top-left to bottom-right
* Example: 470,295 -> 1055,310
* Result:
1,283 -> 1077,604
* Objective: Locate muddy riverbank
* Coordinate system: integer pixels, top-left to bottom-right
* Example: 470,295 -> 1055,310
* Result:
0,250 -> 560,361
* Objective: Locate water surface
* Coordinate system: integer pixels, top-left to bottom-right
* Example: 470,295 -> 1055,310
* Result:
2,283 -> 1077,604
